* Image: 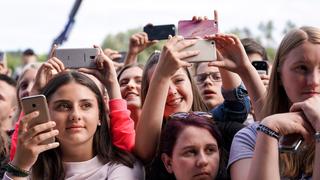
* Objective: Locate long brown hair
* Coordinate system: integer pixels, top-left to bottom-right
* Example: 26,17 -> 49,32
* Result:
141,51 -> 208,115
31,71 -> 135,179
261,26 -> 320,178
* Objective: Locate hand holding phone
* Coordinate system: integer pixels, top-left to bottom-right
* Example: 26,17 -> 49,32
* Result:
21,94 -> 55,145
178,20 -> 218,39
143,24 -> 176,40
55,48 -> 99,69
182,39 -> 217,63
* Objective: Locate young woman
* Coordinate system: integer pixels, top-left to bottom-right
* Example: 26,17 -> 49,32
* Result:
160,112 -> 226,180
117,63 -> 144,126
3,71 -> 144,179
208,27 -> 320,179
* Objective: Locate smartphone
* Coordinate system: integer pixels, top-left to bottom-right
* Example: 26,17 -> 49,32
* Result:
113,51 -> 127,63
55,48 -> 99,69
178,20 -> 218,39
21,94 -> 55,145
143,24 -> 176,40
252,61 -> 269,75
279,134 -> 303,153
182,39 -> 217,63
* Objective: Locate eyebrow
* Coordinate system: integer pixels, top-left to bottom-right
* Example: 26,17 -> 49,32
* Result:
181,143 -> 218,150
52,99 -> 95,104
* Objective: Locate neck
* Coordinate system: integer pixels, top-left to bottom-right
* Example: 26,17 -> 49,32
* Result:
60,140 -> 95,162
128,106 -> 141,129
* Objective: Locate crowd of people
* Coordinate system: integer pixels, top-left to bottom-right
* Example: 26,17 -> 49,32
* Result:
0,12 -> 319,180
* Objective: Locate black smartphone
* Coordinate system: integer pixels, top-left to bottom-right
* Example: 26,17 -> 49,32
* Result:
143,24 -> 176,40
113,51 -> 127,63
252,61 -> 268,75
279,133 -> 303,153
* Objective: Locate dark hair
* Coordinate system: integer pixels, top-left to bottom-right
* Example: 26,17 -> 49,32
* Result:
160,113 -> 226,178
31,71 -> 135,179
141,51 -> 207,113
241,38 -> 269,61
0,74 -> 16,87
22,48 -> 35,56
117,63 -> 144,81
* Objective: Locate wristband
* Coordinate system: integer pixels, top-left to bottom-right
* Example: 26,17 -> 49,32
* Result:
5,162 -> 30,177
257,124 -> 280,140
315,132 -> 320,143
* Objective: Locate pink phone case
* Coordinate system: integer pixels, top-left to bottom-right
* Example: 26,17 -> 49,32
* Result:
178,20 -> 218,39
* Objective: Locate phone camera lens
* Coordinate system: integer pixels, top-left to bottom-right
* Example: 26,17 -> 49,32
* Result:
32,104 -> 36,108
90,56 -> 95,59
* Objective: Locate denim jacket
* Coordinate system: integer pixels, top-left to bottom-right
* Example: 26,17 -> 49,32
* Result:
210,83 -> 250,123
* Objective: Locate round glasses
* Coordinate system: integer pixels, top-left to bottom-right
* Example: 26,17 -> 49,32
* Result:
195,72 -> 222,84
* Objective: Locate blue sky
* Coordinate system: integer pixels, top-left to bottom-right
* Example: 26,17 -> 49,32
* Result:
0,0 -> 319,54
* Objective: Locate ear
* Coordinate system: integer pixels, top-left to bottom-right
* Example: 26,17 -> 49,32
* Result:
161,153 -> 173,173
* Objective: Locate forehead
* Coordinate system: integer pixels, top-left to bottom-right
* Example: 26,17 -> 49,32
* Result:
20,69 -> 37,81
0,81 -> 15,94
175,126 -> 217,148
120,66 -> 143,80
196,62 -> 219,74
49,82 -> 97,101
284,41 -> 320,66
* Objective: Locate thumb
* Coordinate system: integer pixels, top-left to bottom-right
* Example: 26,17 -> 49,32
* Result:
290,102 -> 304,112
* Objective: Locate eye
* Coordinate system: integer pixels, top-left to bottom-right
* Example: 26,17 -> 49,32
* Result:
19,82 -> 28,90
294,65 -> 308,74
81,102 -> 92,110
174,78 -> 185,84
183,149 -> 197,157
135,77 -> 142,84
56,103 -> 71,111
205,146 -> 218,155
119,79 -> 129,87
211,73 -> 222,81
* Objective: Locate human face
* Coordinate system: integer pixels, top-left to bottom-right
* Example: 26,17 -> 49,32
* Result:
195,63 -> 223,109
18,69 -> 37,99
48,82 -> 100,150
163,68 -> 193,118
0,81 -> 16,129
119,66 -> 143,109
280,42 -> 320,103
165,126 -> 220,180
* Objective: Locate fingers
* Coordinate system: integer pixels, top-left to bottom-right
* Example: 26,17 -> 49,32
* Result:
175,39 -> 197,52
24,121 -> 57,141
37,142 -> 60,153
290,102 -> 304,112
29,128 -> 59,145
49,44 -> 58,59
47,57 -> 65,72
19,111 -> 39,135
214,10 -> 218,22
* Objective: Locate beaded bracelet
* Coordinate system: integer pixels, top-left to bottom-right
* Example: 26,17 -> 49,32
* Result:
256,124 -> 280,140
5,162 -> 30,177
315,132 -> 320,143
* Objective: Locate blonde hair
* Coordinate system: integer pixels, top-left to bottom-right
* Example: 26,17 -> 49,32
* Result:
261,26 -> 320,178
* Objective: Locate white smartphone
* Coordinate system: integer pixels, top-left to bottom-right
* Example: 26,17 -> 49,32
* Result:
55,48 -> 99,69
21,94 -> 55,145
182,39 -> 217,63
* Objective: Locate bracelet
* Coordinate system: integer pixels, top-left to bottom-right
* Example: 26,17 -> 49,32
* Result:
5,162 -> 30,177
256,124 -> 280,140
315,132 -> 320,143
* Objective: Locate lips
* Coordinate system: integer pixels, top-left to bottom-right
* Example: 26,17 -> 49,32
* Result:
166,97 -> 183,106
66,125 -> 84,130
125,91 -> 139,99
193,171 -> 211,178
203,89 -> 216,95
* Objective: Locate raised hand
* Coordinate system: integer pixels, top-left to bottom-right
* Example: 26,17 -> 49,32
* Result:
12,111 -> 59,172
128,32 -> 157,55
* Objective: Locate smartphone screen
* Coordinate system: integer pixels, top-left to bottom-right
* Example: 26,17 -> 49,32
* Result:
178,20 -> 218,39
143,24 -> 176,40
279,133 -> 303,152
113,51 -> 127,63
21,94 -> 55,144
252,61 -> 268,75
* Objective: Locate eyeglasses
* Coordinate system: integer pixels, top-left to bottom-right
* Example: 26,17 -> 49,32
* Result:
169,111 -> 213,120
195,72 -> 222,84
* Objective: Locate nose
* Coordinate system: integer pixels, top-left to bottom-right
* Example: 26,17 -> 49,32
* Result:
307,70 -> 320,88
168,83 -> 178,96
196,151 -> 209,168
202,75 -> 213,86
69,107 -> 81,121
126,79 -> 135,90
26,81 -> 35,95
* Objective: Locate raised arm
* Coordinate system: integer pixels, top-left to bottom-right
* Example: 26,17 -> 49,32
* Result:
134,36 -> 198,163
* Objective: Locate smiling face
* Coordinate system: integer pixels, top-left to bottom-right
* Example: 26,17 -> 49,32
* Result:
119,66 -> 143,109
48,81 -> 100,150
195,62 -> 223,109
165,126 -> 220,180
280,41 -> 320,103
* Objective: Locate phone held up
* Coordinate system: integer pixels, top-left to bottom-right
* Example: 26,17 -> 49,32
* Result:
279,133 -> 303,153
178,19 -> 218,39
55,48 -> 99,69
143,24 -> 176,41
21,94 -> 55,145
182,39 -> 217,63
252,61 -> 269,75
